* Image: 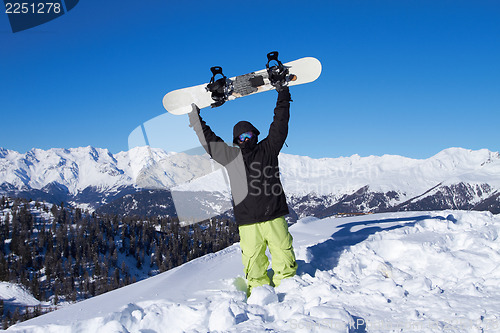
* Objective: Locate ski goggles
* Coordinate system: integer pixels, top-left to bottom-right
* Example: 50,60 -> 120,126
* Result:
238,131 -> 254,142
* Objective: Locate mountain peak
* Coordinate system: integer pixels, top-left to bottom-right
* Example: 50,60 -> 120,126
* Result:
1,146 -> 499,213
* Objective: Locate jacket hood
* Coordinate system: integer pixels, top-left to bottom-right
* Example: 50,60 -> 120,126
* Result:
233,121 -> 260,144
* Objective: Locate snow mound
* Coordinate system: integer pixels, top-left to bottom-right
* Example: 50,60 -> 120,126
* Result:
9,211 -> 500,332
329,211 -> 500,332
247,284 -> 278,306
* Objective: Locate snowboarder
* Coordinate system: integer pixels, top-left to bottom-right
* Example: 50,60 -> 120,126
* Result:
188,85 -> 297,295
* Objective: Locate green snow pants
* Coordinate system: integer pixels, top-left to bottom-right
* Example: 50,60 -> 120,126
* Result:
238,216 -> 298,295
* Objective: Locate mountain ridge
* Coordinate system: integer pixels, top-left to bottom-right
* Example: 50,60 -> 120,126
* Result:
1,146 -> 499,217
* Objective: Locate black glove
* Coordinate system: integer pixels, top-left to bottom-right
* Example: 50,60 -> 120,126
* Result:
274,82 -> 287,92
277,86 -> 292,102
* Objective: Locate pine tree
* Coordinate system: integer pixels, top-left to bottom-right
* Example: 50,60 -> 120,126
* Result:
0,256 -> 7,280
2,312 -> 9,330
135,247 -> 142,269
11,308 -> 20,325
111,248 -> 118,267
113,268 -> 120,288
89,281 -> 96,297
53,291 -> 59,305
30,273 -> 41,300
2,212 -> 9,240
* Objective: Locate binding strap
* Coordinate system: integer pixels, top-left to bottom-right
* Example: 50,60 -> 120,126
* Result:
206,66 -> 228,107
266,51 -> 289,89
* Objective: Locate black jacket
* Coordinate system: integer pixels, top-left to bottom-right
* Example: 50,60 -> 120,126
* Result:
189,88 -> 291,226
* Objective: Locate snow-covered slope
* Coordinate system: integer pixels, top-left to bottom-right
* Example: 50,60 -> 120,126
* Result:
0,282 -> 40,308
8,210 -> 500,332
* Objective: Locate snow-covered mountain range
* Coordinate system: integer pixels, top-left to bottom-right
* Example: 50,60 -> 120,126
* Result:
1,146 -> 499,218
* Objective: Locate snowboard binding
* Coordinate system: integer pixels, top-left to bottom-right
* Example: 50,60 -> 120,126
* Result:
266,51 -> 292,91
206,66 -> 233,107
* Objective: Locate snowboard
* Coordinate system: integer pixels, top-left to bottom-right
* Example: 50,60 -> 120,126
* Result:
162,53 -> 322,115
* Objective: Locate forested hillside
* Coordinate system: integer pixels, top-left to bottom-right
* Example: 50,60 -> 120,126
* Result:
0,196 -> 238,329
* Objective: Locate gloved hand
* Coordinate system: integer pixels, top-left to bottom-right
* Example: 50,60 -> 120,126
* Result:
188,103 -> 200,127
274,82 -> 287,92
277,86 -> 292,102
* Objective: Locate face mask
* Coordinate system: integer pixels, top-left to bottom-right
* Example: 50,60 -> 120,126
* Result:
238,135 -> 258,151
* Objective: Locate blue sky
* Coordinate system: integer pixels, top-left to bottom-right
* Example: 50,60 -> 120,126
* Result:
1,0 -> 499,159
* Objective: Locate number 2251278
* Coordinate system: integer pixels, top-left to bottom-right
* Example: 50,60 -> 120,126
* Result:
5,2 -> 62,14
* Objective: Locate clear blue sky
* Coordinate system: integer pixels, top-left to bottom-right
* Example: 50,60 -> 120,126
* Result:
1,0 -> 499,159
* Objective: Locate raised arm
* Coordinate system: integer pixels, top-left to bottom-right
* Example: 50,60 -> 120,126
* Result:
188,104 -> 238,166
265,87 -> 291,156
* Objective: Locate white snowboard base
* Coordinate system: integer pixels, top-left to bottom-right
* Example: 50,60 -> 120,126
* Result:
162,57 -> 322,115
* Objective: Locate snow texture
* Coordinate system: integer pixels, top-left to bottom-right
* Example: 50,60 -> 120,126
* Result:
7,210 -> 500,332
